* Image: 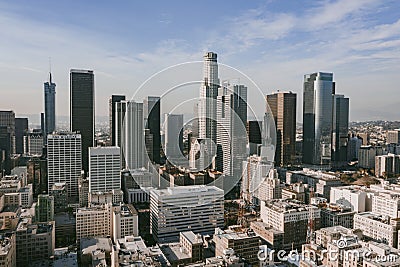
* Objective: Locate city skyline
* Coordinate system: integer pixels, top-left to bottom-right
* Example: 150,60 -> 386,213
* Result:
1,1 -> 400,121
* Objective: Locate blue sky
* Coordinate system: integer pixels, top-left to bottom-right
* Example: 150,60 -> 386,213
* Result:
1,0 -> 400,122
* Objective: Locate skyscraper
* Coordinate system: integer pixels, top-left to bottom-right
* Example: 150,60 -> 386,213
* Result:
266,91 -> 296,166
247,120 -> 262,155
144,96 -> 161,164
0,111 -> 15,174
332,95 -> 349,165
164,113 -> 183,161
116,100 -> 145,169
15,117 -> 28,154
302,72 -> 335,166
198,52 -> 219,143
89,146 -> 121,193
70,69 -> 94,174
47,132 -> 82,199
109,95 -> 125,146
44,73 -> 56,136
216,84 -> 247,177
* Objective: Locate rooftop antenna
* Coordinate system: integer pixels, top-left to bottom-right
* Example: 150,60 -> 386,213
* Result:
48,57 -> 52,83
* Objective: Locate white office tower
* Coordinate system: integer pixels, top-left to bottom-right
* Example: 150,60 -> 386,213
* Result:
150,185 -> 224,243
198,52 -> 219,143
116,100 -> 145,169
189,138 -> 215,171
216,84 -> 247,177
241,155 -> 274,203
164,114 -> 183,161
89,147 -> 121,193
47,132 -> 82,199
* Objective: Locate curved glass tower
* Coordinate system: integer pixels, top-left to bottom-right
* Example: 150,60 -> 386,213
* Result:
302,72 -> 335,166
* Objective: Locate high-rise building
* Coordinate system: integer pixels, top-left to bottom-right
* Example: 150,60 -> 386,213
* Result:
0,111 -> 15,174
267,91 -> 296,166
331,95 -> 349,165
144,96 -> 161,164
15,118 -> 28,154
216,84 -> 247,177
24,130 -> 44,156
115,101 -> 145,169
109,95 -> 125,146
198,52 -> 219,143
89,146 -> 121,193
302,72 -> 335,166
164,113 -> 183,161
47,132 -> 82,199
150,185 -> 224,243
247,120 -> 262,155
70,69 -> 94,174
35,194 -> 55,222
44,73 -> 56,136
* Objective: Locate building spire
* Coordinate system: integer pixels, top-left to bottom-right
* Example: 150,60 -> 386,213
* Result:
49,57 -> 52,83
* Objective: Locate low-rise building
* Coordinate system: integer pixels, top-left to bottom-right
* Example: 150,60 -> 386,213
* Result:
112,204 -> 138,242
50,182 -> 68,212
320,203 -> 356,229
150,185 -> 224,243
112,235 -> 169,266
213,227 -> 261,265
260,198 -> 320,250
0,232 -> 16,267
76,204 -> 111,245
354,212 -> 400,248
15,219 -> 55,266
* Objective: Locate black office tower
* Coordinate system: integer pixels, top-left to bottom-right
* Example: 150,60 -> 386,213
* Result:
144,96 -> 161,164
15,118 -> 28,154
109,95 -> 125,146
70,69 -> 94,174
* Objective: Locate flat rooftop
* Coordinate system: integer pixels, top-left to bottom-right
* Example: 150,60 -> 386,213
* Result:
264,199 -> 316,213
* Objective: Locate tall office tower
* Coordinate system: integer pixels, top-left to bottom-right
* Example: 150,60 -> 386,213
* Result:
115,100 -> 145,169
150,185 -> 224,243
35,194 -> 55,222
331,95 -> 349,165
47,132 -> 82,200
109,95 -> 125,146
15,118 -> 28,154
40,112 -> 45,135
0,110 -> 15,152
247,121 -> 262,155
44,72 -> 56,136
302,72 -> 335,166
266,92 -> 296,166
198,52 -> 219,143
144,96 -> 161,164
216,84 -> 247,177
0,111 -> 15,174
89,147 -> 121,193
70,69 -> 95,174
164,114 -> 183,161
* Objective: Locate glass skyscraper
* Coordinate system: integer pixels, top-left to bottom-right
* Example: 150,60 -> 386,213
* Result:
44,73 -> 56,136
70,69 -> 94,174
302,72 -> 335,166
